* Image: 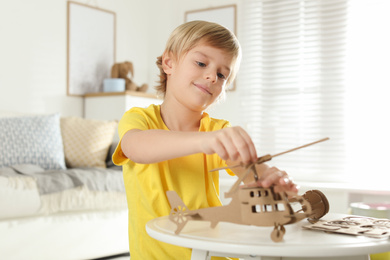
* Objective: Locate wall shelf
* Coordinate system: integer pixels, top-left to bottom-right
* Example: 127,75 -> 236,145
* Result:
84,90 -> 160,99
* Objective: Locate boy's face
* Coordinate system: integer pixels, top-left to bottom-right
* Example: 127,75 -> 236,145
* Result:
163,42 -> 234,112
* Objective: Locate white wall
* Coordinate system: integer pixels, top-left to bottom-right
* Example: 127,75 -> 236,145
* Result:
0,0 -> 149,117
0,0 -> 243,124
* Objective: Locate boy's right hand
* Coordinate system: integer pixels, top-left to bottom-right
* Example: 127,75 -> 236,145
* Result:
200,126 -> 258,164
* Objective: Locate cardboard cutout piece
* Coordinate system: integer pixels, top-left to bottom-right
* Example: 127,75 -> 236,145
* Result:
303,216 -> 390,239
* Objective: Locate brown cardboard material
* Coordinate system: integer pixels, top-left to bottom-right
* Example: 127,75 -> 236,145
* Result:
303,216 -> 390,239
166,138 -> 331,242
167,186 -> 329,242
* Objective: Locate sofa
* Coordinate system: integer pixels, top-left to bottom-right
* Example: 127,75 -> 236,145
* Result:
0,112 -> 129,260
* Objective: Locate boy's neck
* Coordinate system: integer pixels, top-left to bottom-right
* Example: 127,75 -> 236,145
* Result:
160,101 -> 203,132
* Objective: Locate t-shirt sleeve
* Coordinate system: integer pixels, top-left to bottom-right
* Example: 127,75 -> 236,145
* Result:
112,108 -> 150,166
221,160 -> 235,176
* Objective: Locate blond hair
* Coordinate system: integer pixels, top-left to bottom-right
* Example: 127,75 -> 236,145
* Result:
155,21 -> 241,97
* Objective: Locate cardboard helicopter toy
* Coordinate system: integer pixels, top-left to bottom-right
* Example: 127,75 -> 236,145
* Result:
167,138 -> 330,242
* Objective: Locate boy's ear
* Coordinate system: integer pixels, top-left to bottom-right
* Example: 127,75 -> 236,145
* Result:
162,52 -> 174,74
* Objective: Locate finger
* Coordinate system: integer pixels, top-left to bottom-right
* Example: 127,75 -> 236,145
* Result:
205,133 -> 231,160
231,127 -> 257,164
236,127 -> 257,163
214,130 -> 241,161
260,167 -> 286,187
213,138 -> 231,161
274,177 -> 299,194
216,127 -> 251,163
279,175 -> 292,185
274,182 -> 299,194
281,176 -> 299,192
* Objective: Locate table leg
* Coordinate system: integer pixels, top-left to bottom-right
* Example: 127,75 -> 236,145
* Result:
242,256 -> 281,260
190,251 -> 369,260
282,255 -> 369,260
191,251 -> 282,260
191,249 -> 208,260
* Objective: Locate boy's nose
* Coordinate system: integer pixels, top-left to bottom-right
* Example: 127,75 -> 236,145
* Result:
205,70 -> 217,83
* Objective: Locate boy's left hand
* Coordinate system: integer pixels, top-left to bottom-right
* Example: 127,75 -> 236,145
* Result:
243,166 -> 299,194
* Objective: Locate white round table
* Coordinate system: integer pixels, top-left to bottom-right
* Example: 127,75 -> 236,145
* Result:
146,213 -> 390,260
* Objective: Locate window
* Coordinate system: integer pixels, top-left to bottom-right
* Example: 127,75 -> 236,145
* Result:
344,0 -> 390,186
239,0 -> 389,186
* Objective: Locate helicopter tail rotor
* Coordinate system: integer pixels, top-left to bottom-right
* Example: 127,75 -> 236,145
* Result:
166,191 -> 200,234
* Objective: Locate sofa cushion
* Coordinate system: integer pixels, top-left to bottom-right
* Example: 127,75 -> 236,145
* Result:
0,173 -> 41,220
0,114 -> 66,170
60,117 -> 117,168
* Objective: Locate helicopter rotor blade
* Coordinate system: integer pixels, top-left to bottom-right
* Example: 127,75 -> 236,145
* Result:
271,137 -> 329,158
209,137 -> 329,172
225,165 -> 254,196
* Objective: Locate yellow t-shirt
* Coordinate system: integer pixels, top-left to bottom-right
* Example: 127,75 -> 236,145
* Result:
113,104 -> 234,260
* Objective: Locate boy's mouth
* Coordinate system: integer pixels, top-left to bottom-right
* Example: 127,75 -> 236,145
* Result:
194,83 -> 212,95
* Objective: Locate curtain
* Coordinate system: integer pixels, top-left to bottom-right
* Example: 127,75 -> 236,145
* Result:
238,0 -> 389,184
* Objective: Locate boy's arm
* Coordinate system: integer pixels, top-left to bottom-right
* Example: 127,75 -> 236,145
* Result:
121,126 -> 297,193
121,126 -> 257,165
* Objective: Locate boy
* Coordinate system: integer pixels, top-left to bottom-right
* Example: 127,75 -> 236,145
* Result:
113,21 -> 297,260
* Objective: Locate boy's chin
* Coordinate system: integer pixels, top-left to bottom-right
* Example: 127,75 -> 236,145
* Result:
187,97 -> 215,111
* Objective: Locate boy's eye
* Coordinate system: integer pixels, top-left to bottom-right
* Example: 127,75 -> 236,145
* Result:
217,73 -> 226,80
196,61 -> 206,67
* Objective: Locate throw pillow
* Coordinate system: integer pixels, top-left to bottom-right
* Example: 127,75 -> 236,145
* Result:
60,117 -> 117,168
0,114 -> 66,170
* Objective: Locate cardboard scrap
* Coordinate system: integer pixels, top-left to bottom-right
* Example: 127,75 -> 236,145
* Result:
303,215 -> 390,239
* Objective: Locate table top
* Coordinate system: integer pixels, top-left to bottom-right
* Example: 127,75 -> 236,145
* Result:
146,213 -> 390,257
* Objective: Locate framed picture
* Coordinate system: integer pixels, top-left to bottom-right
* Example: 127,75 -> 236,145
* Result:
67,1 -> 116,96
185,5 -> 236,34
185,5 -> 237,91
